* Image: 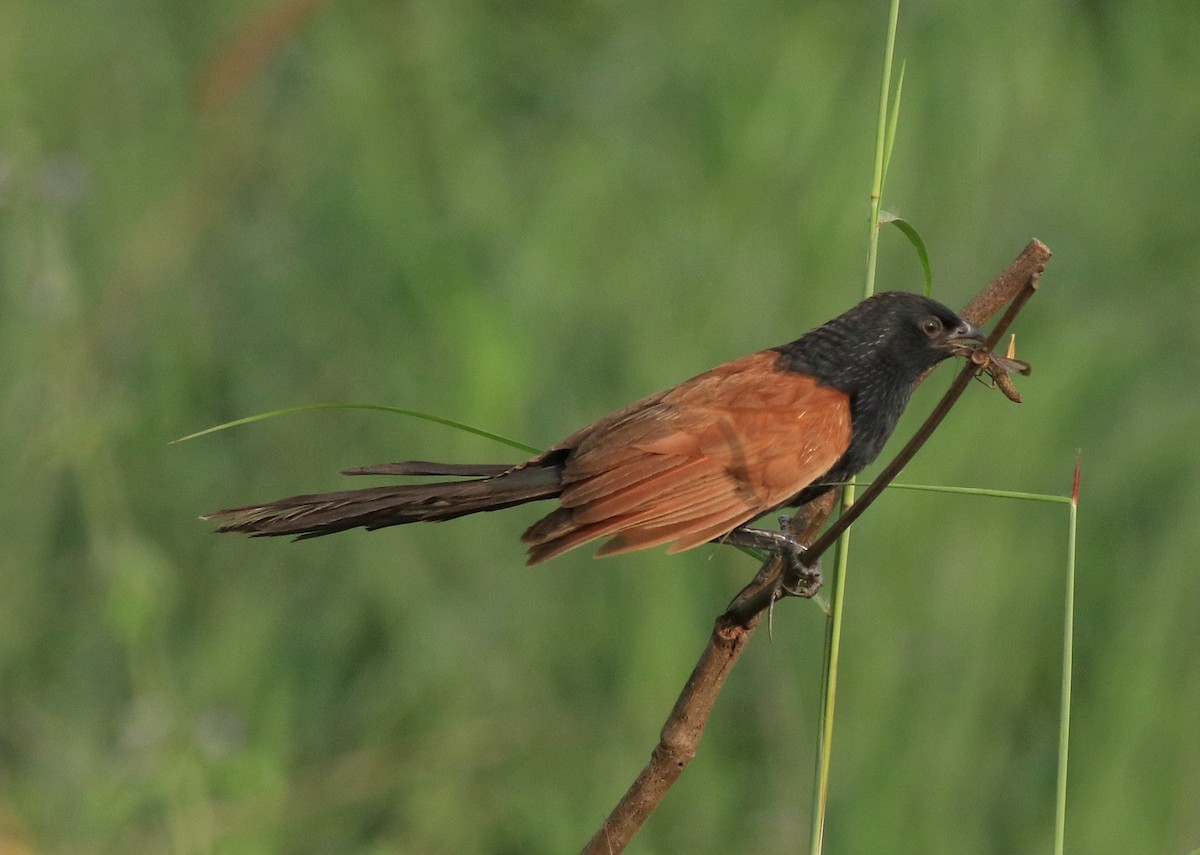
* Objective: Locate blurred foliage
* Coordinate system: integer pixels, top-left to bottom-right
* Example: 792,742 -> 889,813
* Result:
2,0 -> 1199,853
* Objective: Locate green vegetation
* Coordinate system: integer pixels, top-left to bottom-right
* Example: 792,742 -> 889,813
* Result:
2,1 -> 1198,852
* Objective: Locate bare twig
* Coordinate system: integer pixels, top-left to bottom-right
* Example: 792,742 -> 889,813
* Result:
578,239 -> 1051,855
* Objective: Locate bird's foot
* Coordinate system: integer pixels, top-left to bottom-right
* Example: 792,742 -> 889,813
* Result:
723,523 -> 823,600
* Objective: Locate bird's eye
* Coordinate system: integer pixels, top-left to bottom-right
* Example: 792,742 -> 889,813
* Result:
920,316 -> 944,337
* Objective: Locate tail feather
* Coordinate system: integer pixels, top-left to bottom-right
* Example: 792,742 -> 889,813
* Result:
205,461 -> 562,539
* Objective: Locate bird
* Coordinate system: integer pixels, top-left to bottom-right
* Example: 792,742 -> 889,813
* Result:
205,291 -> 983,579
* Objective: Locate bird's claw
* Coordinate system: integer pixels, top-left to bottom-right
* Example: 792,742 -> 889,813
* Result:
774,548 -> 823,600
764,537 -> 823,638
722,523 -> 823,599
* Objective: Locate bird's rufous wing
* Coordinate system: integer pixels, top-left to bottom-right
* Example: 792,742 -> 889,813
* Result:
521,351 -> 852,564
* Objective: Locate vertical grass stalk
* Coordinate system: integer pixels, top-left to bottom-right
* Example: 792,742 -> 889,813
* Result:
862,0 -> 903,295
808,503 -> 855,851
809,1 -> 903,852
1053,457 -> 1081,855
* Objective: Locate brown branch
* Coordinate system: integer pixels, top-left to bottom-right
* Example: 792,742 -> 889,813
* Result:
578,239 -> 1051,855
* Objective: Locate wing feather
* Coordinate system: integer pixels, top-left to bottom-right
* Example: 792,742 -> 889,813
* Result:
521,351 -> 852,564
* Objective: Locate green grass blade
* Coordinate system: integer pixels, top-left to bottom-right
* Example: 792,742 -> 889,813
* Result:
1053,456 -> 1081,855
813,1 -> 902,851
171,403 -> 541,455
880,60 -> 906,186
883,481 -> 1071,504
809,483 -> 854,855
880,215 -> 933,296
863,0 -> 902,298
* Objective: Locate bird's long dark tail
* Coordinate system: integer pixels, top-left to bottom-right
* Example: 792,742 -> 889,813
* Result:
204,458 -> 564,539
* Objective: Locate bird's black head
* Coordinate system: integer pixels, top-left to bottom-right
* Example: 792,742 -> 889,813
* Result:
854,291 -> 983,378
777,291 -> 983,393
775,291 -> 984,492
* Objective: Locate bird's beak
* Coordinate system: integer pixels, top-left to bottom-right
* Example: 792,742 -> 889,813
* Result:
936,318 -> 986,358
946,319 -> 985,344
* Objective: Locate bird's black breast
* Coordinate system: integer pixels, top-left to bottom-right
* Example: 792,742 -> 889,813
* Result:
773,320 -> 919,504
833,376 -> 914,480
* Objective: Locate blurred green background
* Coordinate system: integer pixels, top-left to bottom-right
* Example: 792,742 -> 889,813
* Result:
2,0 -> 1199,852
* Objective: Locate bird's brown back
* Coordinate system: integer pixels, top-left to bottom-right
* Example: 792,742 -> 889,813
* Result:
521,351 -> 852,564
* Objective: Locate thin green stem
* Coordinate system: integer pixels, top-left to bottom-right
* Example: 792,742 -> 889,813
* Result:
863,0 -> 902,295
811,3 -> 902,851
1053,457 -> 1081,855
884,482 -> 1071,504
808,484 -> 855,855
171,402 -> 541,455
881,61 -> 906,186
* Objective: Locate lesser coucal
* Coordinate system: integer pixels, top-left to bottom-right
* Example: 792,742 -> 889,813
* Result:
206,291 -> 983,574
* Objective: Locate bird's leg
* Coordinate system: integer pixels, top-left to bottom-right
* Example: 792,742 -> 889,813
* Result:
722,519 -> 823,599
